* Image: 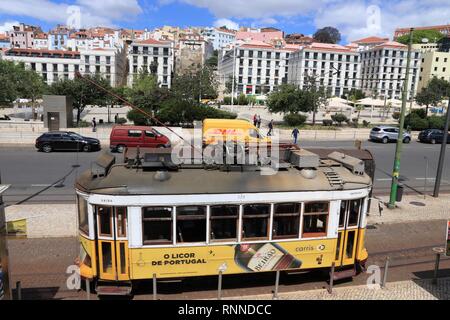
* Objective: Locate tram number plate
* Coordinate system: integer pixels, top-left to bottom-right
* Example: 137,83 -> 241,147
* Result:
100,199 -> 113,204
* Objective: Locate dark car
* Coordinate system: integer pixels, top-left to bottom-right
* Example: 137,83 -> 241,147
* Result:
0,115 -> 11,120
35,131 -> 101,153
418,129 -> 450,144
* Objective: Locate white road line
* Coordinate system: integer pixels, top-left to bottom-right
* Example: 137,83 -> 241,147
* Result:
376,178 -> 392,181
31,184 -> 53,187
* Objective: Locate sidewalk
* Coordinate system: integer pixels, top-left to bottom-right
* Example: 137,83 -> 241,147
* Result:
225,277 -> 450,300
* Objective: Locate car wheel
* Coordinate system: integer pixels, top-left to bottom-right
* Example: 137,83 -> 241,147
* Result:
116,145 -> 125,153
83,144 -> 91,152
403,137 -> 411,144
42,144 -> 52,153
382,137 -> 389,144
157,144 -> 165,148
431,139 -> 436,144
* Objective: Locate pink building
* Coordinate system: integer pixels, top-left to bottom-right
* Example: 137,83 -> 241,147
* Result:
236,30 -> 284,43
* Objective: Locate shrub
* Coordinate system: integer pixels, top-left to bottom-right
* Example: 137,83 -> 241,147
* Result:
322,119 -> 333,126
237,93 -> 249,105
362,120 -> 370,127
409,117 -> 429,131
284,113 -> 307,126
427,115 -> 445,129
223,96 -> 232,105
392,112 -> 400,120
117,117 -> 127,125
331,113 -> 348,126
411,108 -> 427,119
74,120 -> 90,128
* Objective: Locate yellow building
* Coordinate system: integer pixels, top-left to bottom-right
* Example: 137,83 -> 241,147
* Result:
418,51 -> 450,92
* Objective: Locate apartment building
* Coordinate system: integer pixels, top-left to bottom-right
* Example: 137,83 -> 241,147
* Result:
33,33 -> 49,50
350,36 -> 390,52
287,42 -> 361,97
360,41 -> 421,100
218,40 -> 300,96
201,27 -> 236,50
0,34 -> 10,49
79,48 -> 128,87
127,38 -> 174,88
2,48 -> 80,84
394,24 -> 450,39
417,51 -> 450,91
8,23 -> 42,49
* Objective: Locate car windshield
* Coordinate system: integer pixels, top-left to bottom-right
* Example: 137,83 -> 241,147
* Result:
152,128 -> 162,136
372,128 -> 381,132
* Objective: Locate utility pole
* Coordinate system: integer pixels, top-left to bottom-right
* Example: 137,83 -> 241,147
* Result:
231,46 -> 237,105
388,28 -> 414,208
433,98 -> 450,197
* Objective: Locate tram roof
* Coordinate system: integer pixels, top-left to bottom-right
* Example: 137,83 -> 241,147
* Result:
75,147 -> 372,195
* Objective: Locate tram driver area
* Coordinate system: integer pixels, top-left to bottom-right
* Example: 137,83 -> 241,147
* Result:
74,143 -> 373,297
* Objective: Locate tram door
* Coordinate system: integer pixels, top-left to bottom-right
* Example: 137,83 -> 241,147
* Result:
96,206 -> 129,281
335,199 -> 363,267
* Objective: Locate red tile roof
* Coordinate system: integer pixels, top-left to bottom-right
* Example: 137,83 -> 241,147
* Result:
373,40 -> 407,50
351,36 -> 390,44
134,38 -> 170,45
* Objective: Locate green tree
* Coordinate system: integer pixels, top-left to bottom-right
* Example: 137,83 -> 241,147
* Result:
331,113 -> 348,126
206,50 -> 219,69
313,27 -> 341,44
303,75 -> 330,125
48,74 -> 111,124
397,30 -> 445,45
416,77 -> 450,115
171,65 -> 218,101
267,84 -> 307,114
19,69 -> 47,120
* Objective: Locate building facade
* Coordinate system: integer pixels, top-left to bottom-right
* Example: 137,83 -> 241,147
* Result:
288,43 -> 361,97
417,51 -> 450,92
218,40 -> 298,96
360,41 -> 421,100
394,24 -> 450,39
175,33 -> 214,74
2,48 -> 80,84
127,38 -> 174,88
8,23 -> 42,49
201,27 -> 236,50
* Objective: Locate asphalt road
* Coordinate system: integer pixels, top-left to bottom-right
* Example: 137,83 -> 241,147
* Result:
0,139 -> 449,204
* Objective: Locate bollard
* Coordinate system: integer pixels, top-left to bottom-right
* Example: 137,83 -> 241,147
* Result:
85,279 -> 90,300
273,270 -> 280,300
16,281 -> 22,300
433,253 -> 441,285
328,263 -> 335,294
382,257 -> 390,288
153,273 -> 157,300
217,271 -> 223,300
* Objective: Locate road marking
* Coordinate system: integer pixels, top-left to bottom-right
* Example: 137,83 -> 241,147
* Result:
415,178 -> 436,180
376,178 -> 392,181
31,184 -> 53,187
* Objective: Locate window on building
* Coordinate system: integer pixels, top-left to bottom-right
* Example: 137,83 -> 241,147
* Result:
153,47 -> 159,55
242,204 -> 270,240
106,56 -> 111,65
85,55 -> 89,64
210,205 -> 239,242
273,203 -> 300,239
176,206 -> 206,243
142,207 -> 173,245
302,202 -> 329,237
163,48 -> 169,55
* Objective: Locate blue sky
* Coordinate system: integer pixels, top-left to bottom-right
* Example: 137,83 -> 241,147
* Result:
1,0 -> 449,42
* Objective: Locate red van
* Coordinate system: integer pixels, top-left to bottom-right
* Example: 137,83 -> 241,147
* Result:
110,126 -> 171,152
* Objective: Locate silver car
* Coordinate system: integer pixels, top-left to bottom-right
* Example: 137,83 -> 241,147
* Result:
370,126 -> 411,144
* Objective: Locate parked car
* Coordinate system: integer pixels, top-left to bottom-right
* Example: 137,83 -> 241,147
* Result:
110,125 -> 171,153
418,129 -> 450,144
369,126 -> 411,144
35,131 -> 101,153
0,115 -> 11,120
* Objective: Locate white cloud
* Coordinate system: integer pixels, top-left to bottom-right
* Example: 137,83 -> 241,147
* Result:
0,0 -> 143,28
0,21 -> 19,33
213,18 -> 239,30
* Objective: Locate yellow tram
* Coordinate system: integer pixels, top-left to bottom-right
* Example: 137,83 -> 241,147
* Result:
75,146 -> 372,295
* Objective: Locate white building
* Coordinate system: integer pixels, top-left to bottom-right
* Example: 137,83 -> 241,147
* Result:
33,33 -> 49,50
288,42 -> 361,97
79,48 -> 128,87
360,41 -> 421,100
127,38 -> 174,88
2,48 -> 80,84
201,27 -> 236,50
218,40 -> 300,96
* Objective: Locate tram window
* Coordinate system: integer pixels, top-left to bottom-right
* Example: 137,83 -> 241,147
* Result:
97,206 -> 113,237
210,205 -> 239,242
77,195 -> 89,235
302,202 -> 329,238
116,207 -> 127,237
242,204 -> 270,240
348,199 -> 362,227
142,207 -> 173,245
339,201 -> 347,228
273,203 -> 300,239
176,206 -> 207,243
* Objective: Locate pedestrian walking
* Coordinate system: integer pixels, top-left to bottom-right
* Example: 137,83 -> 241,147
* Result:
257,115 -> 261,129
114,113 -> 119,124
267,119 -> 274,136
292,127 -> 299,145
253,114 -> 257,127
92,117 -> 97,132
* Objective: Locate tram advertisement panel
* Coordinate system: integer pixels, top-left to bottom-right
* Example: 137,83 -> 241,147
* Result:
130,239 -> 334,279
446,220 -> 450,257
